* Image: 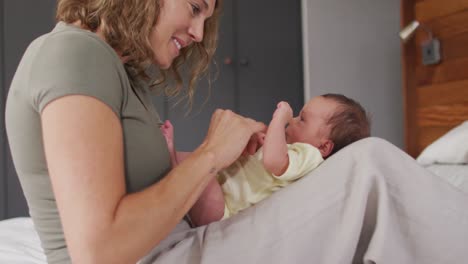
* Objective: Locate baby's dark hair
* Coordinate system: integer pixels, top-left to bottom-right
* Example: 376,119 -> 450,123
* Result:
322,93 -> 371,156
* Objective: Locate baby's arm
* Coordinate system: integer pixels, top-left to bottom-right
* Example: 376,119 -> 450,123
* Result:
160,120 -> 178,168
263,101 -> 293,176
161,120 -> 225,226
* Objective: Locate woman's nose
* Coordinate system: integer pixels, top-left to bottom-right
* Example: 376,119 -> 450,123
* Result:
188,19 -> 204,43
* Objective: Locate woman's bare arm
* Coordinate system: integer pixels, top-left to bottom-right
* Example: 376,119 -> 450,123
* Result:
41,95 -> 264,263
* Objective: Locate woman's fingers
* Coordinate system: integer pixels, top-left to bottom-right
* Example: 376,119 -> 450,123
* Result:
203,109 -> 267,168
258,132 -> 266,146
245,118 -> 267,135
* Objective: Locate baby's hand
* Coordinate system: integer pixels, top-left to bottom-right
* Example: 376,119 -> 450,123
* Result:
273,101 -> 293,123
161,120 -> 175,151
242,131 -> 266,156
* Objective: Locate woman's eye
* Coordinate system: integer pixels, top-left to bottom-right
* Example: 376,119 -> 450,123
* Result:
191,3 -> 201,15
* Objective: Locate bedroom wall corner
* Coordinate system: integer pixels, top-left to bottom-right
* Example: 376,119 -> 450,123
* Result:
302,0 -> 404,148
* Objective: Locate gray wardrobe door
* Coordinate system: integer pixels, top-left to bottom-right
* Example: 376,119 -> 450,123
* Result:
162,0 -> 304,152
2,0 -> 57,218
237,0 -> 304,124
166,0 -> 237,152
1,0 -> 5,219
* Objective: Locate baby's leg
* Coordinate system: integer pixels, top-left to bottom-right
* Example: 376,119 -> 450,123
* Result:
189,177 -> 225,227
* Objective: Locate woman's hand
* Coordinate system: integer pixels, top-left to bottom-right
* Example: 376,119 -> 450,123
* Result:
201,109 -> 266,169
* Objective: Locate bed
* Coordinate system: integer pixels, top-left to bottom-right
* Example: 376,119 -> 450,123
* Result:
426,164 -> 468,191
0,135 -> 467,263
0,217 -> 45,263
415,121 -> 468,192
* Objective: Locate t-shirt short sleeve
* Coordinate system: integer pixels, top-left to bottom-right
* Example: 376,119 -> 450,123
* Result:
274,142 -> 324,181
29,31 -> 124,117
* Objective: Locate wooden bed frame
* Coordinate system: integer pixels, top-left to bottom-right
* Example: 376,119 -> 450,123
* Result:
401,0 -> 468,158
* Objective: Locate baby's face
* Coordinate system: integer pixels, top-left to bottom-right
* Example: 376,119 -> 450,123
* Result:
285,96 -> 338,148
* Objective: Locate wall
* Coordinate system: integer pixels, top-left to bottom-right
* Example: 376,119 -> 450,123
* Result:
302,0 -> 403,148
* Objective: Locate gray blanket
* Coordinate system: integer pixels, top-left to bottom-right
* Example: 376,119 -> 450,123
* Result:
140,137 -> 468,264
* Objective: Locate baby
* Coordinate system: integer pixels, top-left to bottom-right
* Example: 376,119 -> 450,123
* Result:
161,93 -> 370,227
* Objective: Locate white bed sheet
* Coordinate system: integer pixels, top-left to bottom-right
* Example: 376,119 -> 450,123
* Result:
0,217 -> 46,263
425,164 -> 468,193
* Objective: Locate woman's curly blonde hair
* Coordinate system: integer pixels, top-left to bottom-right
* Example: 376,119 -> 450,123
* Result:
56,0 -> 222,106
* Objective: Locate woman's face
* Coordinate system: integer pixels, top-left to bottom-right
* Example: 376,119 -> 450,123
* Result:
151,0 -> 216,69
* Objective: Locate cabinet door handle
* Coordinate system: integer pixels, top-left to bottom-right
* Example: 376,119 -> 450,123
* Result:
223,57 -> 233,65
239,58 -> 249,67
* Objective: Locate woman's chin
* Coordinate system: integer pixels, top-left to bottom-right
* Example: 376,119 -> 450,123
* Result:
155,57 -> 173,70
157,62 -> 171,70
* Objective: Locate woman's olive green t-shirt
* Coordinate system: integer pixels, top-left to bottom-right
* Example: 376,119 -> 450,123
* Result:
5,22 -> 171,263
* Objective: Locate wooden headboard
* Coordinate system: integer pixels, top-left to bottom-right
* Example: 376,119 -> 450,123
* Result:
401,0 -> 468,158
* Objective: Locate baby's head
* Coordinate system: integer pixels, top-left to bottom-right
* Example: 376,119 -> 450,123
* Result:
285,93 -> 370,158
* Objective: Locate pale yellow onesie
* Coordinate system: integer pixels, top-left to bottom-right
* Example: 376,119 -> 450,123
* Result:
217,142 -> 324,219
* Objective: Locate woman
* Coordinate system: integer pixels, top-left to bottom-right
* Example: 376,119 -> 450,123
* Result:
5,0 -> 264,263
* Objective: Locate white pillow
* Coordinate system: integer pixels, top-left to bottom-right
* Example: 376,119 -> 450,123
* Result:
416,121 -> 468,165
